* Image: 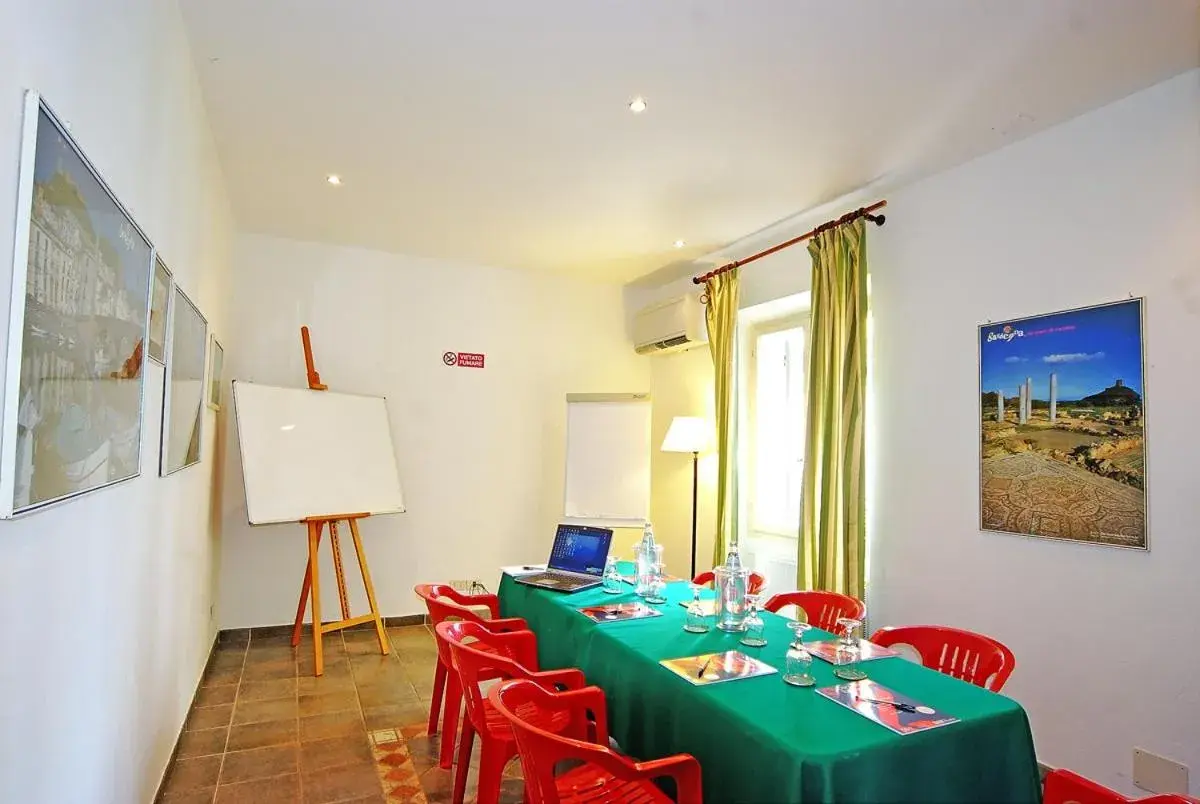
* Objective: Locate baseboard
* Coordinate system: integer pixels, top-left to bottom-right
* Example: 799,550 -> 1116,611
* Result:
1039,761 -> 1055,782
151,633 -> 219,804
214,614 -> 429,641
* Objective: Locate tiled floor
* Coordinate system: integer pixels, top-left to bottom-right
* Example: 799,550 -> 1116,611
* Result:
158,625 -> 523,804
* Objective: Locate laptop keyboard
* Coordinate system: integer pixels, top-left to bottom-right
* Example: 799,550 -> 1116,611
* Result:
521,571 -> 591,589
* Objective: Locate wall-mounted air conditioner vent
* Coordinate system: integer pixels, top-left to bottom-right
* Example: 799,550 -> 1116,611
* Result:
633,295 -> 707,355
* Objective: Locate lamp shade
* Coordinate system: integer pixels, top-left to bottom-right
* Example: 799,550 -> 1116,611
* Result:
661,416 -> 709,453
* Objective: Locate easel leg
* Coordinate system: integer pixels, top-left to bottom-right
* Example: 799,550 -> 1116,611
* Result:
349,518 -> 389,655
307,520 -> 325,676
291,522 -> 324,647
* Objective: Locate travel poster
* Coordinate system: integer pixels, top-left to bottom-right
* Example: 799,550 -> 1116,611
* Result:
660,650 -> 776,686
817,680 -> 959,735
805,640 -> 899,664
578,602 -> 663,623
979,299 -> 1146,548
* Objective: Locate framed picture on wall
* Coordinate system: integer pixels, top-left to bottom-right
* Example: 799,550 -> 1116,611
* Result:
148,256 -> 172,364
161,287 -> 207,475
978,298 -> 1146,549
0,91 -> 154,517
208,337 -> 224,411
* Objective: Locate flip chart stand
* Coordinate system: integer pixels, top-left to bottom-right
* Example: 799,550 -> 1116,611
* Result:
289,326 -> 389,675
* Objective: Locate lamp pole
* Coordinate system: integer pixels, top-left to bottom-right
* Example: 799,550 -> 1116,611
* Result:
689,450 -> 699,579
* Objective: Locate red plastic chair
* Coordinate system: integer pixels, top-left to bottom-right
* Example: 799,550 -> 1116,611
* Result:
1043,768 -> 1198,804
414,584 -> 527,768
438,620 -> 587,804
870,625 -> 1016,692
489,678 -> 703,804
764,590 -> 865,633
691,570 -> 766,596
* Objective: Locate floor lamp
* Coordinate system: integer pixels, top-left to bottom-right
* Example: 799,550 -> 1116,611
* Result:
661,416 -> 709,579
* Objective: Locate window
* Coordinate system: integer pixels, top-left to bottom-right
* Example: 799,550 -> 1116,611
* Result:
745,317 -> 806,537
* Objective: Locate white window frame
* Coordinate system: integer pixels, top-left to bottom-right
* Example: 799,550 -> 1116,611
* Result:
743,312 -> 809,541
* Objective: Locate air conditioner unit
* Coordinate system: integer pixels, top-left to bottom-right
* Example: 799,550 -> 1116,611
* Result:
633,295 -> 708,355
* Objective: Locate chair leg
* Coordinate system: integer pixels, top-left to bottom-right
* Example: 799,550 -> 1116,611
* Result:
474,741 -> 510,804
427,659 -> 447,735
452,720 -> 475,804
438,674 -> 462,770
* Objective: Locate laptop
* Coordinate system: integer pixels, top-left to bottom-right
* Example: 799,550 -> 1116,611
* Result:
515,524 -> 614,593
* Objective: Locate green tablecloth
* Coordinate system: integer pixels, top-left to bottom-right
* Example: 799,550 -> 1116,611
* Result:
499,575 -> 1040,804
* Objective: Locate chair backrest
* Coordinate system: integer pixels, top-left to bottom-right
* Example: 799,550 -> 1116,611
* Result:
870,625 -> 1015,692
764,590 -> 865,632
436,620 -> 537,733
414,583 -> 496,626
692,570 -> 767,596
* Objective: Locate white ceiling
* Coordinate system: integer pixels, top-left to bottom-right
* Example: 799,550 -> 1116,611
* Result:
179,1 -> 1200,283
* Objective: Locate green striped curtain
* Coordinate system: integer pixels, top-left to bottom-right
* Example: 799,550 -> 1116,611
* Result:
800,219 -> 867,599
704,270 -> 740,568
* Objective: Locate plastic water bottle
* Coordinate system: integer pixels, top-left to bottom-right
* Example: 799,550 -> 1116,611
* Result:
634,521 -> 657,596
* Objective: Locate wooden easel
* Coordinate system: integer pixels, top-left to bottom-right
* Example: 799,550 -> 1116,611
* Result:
289,326 -> 390,675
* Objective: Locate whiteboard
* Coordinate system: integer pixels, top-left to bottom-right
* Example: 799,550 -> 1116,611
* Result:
563,394 -> 650,527
233,381 -> 405,524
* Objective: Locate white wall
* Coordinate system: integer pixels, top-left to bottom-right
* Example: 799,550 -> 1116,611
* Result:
218,234 -> 649,627
0,3 -> 234,803
870,69 -> 1199,794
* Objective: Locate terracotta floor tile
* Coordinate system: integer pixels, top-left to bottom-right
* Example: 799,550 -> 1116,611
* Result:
356,683 -> 416,709
238,678 -> 297,702
159,787 -> 216,803
299,734 -> 373,774
242,660 -> 297,682
217,628 -> 250,647
209,653 -> 247,672
233,696 -> 299,726
219,744 -> 299,785
214,773 -> 300,804
226,718 -> 299,752
296,673 -> 355,694
177,726 -> 229,759
161,755 -> 222,797
302,762 -> 384,803
299,710 -> 365,743
298,658 -> 353,680
298,689 -> 360,717
186,704 -> 234,732
246,645 -> 299,664
201,665 -> 242,688
194,684 -> 238,708
362,702 -> 429,731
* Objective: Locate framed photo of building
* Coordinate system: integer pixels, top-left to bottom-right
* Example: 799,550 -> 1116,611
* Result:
148,257 -> 172,364
978,298 -> 1146,549
160,287 -> 207,475
208,337 -> 224,411
0,92 -> 154,517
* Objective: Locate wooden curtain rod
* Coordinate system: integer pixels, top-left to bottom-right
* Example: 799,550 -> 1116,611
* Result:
692,200 -> 888,285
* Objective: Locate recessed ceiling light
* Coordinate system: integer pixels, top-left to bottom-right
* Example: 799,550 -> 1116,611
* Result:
628,96 -> 647,114
673,240 -> 686,249
326,174 -> 342,186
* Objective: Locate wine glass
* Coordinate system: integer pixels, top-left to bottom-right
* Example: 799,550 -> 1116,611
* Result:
683,584 -> 710,633
835,617 -> 863,646
833,641 -> 867,681
644,562 -> 668,605
739,594 -> 767,647
602,556 -> 623,595
787,619 -> 813,649
783,642 -> 815,687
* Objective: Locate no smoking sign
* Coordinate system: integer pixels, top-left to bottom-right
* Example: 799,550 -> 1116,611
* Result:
442,351 -> 485,369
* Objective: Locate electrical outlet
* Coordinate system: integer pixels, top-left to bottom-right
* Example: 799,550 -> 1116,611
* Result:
1133,748 -> 1188,794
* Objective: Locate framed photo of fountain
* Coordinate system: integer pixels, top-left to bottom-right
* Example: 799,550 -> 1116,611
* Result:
160,287 -> 207,475
978,298 -> 1146,549
0,91 -> 154,517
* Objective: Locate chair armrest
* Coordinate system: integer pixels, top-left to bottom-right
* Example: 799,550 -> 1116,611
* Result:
473,628 -> 539,668
550,686 -> 610,746
634,754 -> 703,803
482,616 -> 528,634
439,587 -> 502,619
528,667 -> 587,691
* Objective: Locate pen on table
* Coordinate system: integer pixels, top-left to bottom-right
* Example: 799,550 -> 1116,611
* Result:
697,658 -> 713,678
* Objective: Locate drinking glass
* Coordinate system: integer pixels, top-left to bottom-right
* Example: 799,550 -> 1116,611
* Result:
833,641 -> 867,681
602,556 -> 623,595
644,562 -> 668,605
683,584 -> 710,633
783,643 -> 815,687
787,620 -> 813,649
739,594 -> 767,647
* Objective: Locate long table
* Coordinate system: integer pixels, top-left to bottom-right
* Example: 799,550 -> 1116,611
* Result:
499,575 -> 1040,803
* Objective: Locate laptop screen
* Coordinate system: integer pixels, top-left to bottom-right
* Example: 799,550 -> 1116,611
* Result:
547,525 -> 613,577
